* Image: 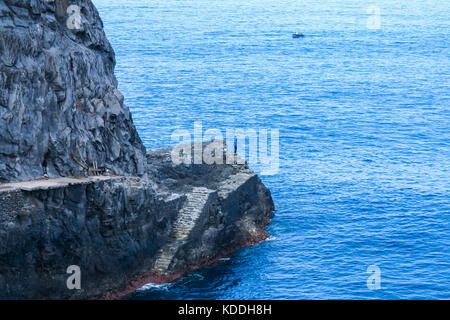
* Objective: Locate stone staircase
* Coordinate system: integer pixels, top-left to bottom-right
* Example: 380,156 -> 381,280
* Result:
153,187 -> 214,273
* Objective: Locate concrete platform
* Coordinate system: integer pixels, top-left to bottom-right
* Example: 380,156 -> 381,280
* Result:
0,176 -> 123,193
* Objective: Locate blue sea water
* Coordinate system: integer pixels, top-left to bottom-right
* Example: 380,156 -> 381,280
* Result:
92,0 -> 449,299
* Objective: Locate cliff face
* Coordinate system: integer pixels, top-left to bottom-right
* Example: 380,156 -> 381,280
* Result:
0,0 -> 146,182
0,176 -> 175,299
0,0 -> 275,299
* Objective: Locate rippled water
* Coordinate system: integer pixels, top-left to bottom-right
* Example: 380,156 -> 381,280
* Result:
92,0 -> 449,299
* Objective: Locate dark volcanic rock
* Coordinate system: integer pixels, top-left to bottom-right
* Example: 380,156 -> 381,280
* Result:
0,176 -> 183,299
0,1 -> 275,299
0,0 -> 146,182
0,151 -> 274,299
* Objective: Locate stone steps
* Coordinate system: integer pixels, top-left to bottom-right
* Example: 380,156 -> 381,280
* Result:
153,187 -> 214,273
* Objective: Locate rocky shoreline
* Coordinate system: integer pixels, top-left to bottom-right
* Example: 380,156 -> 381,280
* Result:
104,227 -> 270,300
0,148 -> 274,299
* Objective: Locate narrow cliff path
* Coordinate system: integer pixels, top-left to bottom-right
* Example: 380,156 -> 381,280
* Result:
0,176 -> 123,193
153,187 -> 214,273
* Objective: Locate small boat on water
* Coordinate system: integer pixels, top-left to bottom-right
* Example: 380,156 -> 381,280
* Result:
292,32 -> 304,38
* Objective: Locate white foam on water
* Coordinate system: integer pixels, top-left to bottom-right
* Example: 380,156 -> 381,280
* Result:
136,282 -> 172,292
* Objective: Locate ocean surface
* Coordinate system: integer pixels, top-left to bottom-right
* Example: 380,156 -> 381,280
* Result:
92,0 -> 449,299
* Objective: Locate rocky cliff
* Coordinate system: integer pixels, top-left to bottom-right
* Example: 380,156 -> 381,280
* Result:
0,0 -> 146,182
0,0 -> 274,299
